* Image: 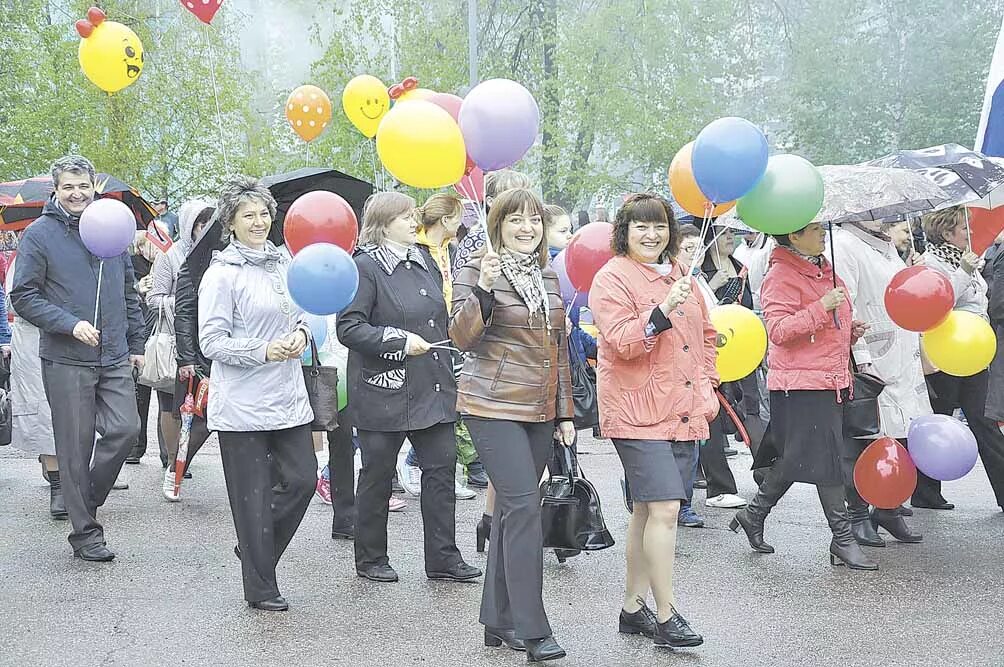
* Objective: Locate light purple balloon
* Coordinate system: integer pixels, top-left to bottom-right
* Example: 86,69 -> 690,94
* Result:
79,198 -> 136,259
907,414 -> 979,481
552,249 -> 588,323
459,79 -> 540,172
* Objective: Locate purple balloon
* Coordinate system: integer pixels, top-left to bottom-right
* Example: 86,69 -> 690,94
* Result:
552,249 -> 588,323
459,79 -> 540,172
907,414 -> 979,481
79,198 -> 137,259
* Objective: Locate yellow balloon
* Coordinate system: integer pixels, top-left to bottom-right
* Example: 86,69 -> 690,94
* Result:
78,17 -> 144,93
397,87 -> 436,103
710,304 -> 767,382
376,101 -> 466,189
921,310 -> 996,377
342,75 -> 390,138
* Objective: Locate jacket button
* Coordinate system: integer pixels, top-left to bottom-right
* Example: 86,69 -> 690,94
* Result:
420,288 -> 428,296
677,310 -> 684,316
428,319 -> 435,327
681,416 -> 690,424
685,380 -> 692,388
683,345 -> 689,352
405,261 -> 412,269
434,383 -> 441,392
432,352 -> 439,360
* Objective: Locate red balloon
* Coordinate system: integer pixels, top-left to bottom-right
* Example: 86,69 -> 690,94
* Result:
565,222 -> 614,292
283,191 -> 358,256
884,265 -> 954,332
179,0 -> 224,25
429,92 -> 463,123
853,437 -> 918,509
454,165 -> 484,202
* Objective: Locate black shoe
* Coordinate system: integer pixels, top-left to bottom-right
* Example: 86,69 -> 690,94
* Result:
693,478 -> 708,490
898,505 -> 914,517
911,499 -> 955,510
619,598 -> 658,639
234,545 -> 241,561
653,610 -> 703,648
249,595 -> 288,611
476,513 -> 491,553
74,543 -> 115,562
49,472 -> 68,520
848,506 -> 885,548
554,548 -> 579,564
184,469 -> 193,479
484,627 -> 526,651
818,486 -> 878,571
729,511 -> 774,553
467,461 -> 489,488
427,561 -> 482,581
331,524 -> 355,540
125,446 -> 144,465
871,508 -> 922,543
525,636 -> 566,662
357,564 -> 399,582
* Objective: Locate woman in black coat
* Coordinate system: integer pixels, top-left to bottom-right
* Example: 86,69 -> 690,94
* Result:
336,192 -> 481,583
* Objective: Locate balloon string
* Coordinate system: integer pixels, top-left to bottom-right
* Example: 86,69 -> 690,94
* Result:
965,207 -> 973,253
480,170 -> 492,254
370,139 -> 379,191
687,202 -> 714,277
94,260 -> 104,325
203,23 -> 230,174
306,141 -> 311,167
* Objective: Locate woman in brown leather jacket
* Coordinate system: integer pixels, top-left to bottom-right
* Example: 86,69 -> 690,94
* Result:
451,188 -> 575,663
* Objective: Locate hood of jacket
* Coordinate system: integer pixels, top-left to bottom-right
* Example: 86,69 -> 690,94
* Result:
41,198 -> 77,227
176,198 -> 215,254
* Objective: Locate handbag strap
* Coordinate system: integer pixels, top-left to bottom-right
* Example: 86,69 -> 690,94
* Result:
307,333 -> 320,375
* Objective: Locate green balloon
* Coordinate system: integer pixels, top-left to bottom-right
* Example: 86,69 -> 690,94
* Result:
736,154 -> 824,235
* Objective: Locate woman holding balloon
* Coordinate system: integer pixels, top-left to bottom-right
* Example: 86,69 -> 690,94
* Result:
198,176 -> 317,611
590,193 -> 712,650
913,208 -> 1004,511
336,191 -> 481,585
730,222 -> 878,570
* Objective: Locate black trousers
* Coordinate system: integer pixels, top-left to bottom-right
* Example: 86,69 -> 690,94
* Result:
327,407 -> 356,533
699,415 -> 739,496
355,422 -> 461,571
466,417 -> 553,640
132,381 -> 169,465
42,361 -> 140,550
914,371 -> 1004,508
218,425 -> 315,602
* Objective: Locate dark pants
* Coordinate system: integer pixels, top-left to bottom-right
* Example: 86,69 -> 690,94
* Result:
915,371 -> 1004,508
41,361 -> 140,550
466,417 -> 553,640
699,415 -> 739,496
132,381 -> 168,465
355,422 -> 461,572
328,408 -> 356,533
218,425 -> 315,602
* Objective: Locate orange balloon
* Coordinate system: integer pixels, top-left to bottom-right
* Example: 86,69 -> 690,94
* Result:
286,85 -> 332,143
669,142 -> 736,217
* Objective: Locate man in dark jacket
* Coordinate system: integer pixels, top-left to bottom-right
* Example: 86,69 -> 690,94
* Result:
11,155 -> 145,562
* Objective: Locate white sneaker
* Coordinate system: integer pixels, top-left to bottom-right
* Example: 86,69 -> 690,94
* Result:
397,460 -> 422,497
162,470 -> 180,502
455,463 -> 476,500
705,493 -> 747,509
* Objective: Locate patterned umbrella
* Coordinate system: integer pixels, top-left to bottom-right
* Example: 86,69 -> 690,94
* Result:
864,143 -> 1004,209
812,165 -> 950,223
0,173 -> 157,231
173,380 -> 196,497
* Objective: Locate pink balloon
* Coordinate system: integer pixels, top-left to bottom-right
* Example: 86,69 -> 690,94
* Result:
454,165 -> 484,202
429,92 -> 463,123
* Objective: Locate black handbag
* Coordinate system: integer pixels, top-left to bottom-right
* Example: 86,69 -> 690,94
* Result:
844,361 -> 885,438
569,342 -> 599,430
540,447 -> 615,551
302,337 -> 339,432
0,355 -> 10,446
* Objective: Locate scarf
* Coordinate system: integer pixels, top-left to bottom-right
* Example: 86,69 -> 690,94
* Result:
231,239 -> 283,267
926,242 -> 963,270
788,246 -> 823,267
499,248 -> 549,326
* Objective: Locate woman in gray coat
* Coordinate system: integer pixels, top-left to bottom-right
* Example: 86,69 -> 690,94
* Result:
198,176 -> 315,612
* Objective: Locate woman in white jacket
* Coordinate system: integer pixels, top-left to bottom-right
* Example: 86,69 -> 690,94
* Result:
831,222 -> 930,545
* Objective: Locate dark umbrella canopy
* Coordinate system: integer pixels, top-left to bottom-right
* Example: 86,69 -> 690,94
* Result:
864,144 -> 1004,208
0,173 -> 157,231
260,167 -> 374,247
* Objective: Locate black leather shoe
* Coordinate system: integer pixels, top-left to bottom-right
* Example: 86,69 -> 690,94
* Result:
74,544 -> 115,562
871,509 -> 922,543
184,469 -> 193,479
525,636 -> 566,662
467,461 -> 489,488
249,595 -> 288,611
484,627 -> 526,651
427,561 -> 482,581
331,524 -> 355,540
911,499 -> 955,510
49,472 -> 68,520
653,610 -> 703,648
357,564 -> 399,582
619,598 -> 658,639
898,505 -> 914,517
476,513 -> 492,553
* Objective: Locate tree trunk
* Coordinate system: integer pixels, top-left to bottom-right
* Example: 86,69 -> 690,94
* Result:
536,0 -> 560,205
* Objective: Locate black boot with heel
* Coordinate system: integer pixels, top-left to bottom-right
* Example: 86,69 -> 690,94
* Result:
49,471 -> 68,520
729,465 -> 791,553
818,485 -> 878,570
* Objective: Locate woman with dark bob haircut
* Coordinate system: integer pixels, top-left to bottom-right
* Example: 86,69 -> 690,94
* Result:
590,193 -> 715,650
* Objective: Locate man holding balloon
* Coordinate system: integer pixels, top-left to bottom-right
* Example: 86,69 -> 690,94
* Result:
11,155 -> 146,563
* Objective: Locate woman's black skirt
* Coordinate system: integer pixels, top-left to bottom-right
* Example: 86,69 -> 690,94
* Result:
753,389 -> 846,486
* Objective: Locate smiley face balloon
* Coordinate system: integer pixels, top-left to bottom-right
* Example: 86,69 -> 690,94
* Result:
709,304 -> 767,382
76,7 -> 144,93
342,75 -> 390,138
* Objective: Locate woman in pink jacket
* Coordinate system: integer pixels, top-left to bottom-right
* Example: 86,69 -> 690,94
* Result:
729,221 -> 877,570
591,194 -> 715,651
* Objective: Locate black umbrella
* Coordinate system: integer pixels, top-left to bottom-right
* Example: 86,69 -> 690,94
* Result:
260,167 -> 374,247
863,143 -> 1004,208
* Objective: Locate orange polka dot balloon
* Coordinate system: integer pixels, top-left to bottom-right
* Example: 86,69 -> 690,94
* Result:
286,85 -> 332,143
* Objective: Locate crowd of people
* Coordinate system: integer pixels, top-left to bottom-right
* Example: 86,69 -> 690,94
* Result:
5,153 -> 1004,662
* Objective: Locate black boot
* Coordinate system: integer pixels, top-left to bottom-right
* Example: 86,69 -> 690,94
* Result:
49,471 -> 68,520
817,485 -> 878,571
871,508 -> 922,543
729,465 -> 791,554
849,505 -> 885,547
525,636 -> 565,662
476,513 -> 491,553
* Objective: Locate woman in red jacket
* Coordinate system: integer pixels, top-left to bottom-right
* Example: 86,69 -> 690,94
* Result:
729,221 -> 877,570
591,194 -> 715,651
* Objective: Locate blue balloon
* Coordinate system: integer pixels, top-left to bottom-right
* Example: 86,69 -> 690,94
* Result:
288,243 -> 359,315
691,117 -> 769,204
303,314 -> 328,347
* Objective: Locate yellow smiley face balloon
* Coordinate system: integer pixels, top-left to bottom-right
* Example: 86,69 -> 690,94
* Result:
76,7 -> 144,94
342,75 -> 390,138
709,304 -> 767,382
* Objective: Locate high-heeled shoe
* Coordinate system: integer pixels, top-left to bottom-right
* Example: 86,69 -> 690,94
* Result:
476,513 -> 491,553
525,636 -> 565,662
484,627 -> 526,651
